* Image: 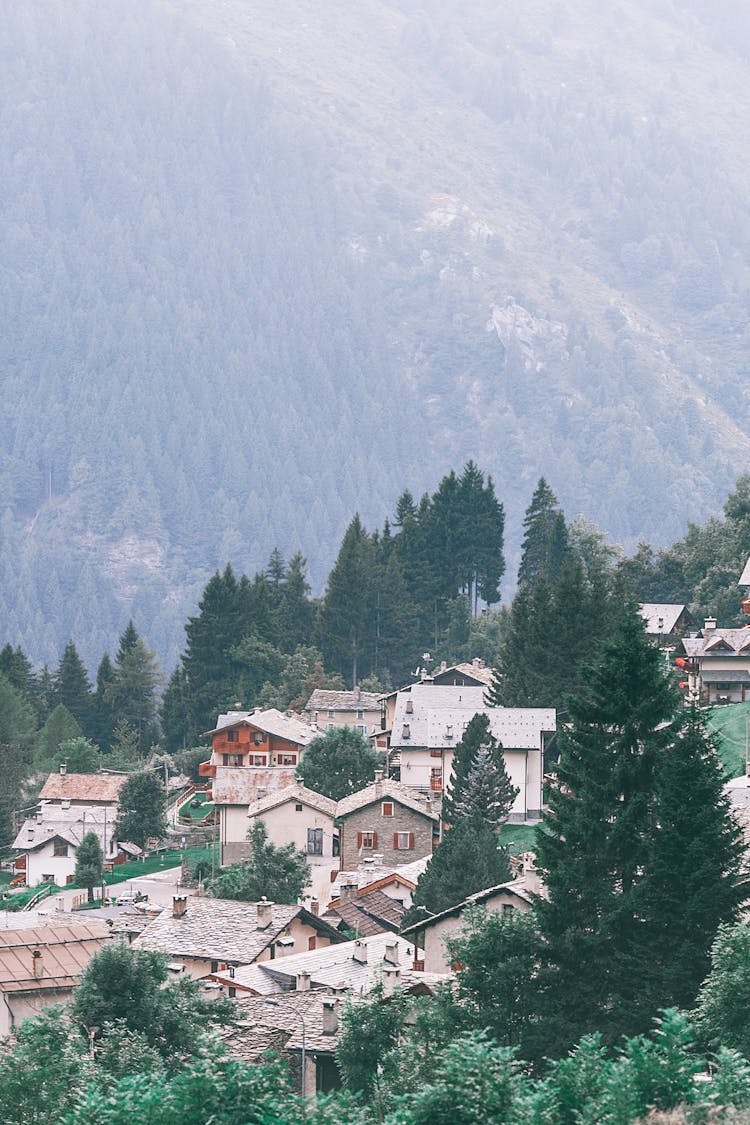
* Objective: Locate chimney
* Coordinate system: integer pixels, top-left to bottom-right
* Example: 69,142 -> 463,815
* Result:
440,661 -> 447,672
32,949 -> 43,977
322,997 -> 339,1035
384,941 -> 400,966
382,965 -> 401,997
340,882 -> 358,902
309,897 -> 319,916
296,970 -> 311,992
374,769 -> 383,797
59,763 -> 67,777
472,657 -> 484,669
172,896 -> 188,919
352,939 -> 368,965
256,897 -> 273,927
705,617 -> 717,631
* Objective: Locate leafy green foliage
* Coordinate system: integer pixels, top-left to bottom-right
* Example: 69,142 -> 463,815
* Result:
297,726 -> 381,801
71,941 -> 232,1065
75,831 -> 104,904
208,819 -> 310,903
114,771 -> 167,847
0,1008 -> 92,1125
52,736 -> 100,774
694,923 -> 750,1058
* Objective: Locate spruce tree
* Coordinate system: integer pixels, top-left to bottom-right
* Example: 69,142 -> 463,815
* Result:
454,743 -> 519,830
443,712 -> 516,827
404,817 -> 512,923
115,771 -> 167,847
632,706 -> 746,1017
54,642 -> 94,738
517,478 -> 570,586
93,653 -> 116,753
317,515 -> 377,686
75,831 -> 104,904
106,624 -> 160,755
534,603 -> 680,1052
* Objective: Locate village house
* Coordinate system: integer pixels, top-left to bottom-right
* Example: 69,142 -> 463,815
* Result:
0,920 -> 111,1036
675,619 -> 750,704
335,775 -> 438,871
246,784 -> 338,868
201,709 -> 316,864
375,659 -> 495,749
387,681 -> 554,821
321,881 -> 406,937
301,688 -> 381,737
638,603 -> 697,646
401,862 -> 542,973
330,858 -> 428,910
12,805 -> 139,888
133,895 -> 343,979
37,769 -> 127,811
219,934 -> 449,1094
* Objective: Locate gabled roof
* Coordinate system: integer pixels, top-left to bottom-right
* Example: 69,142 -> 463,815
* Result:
0,922 -> 111,992
204,708 -> 314,745
246,784 -> 337,820
335,781 -> 438,822
679,627 -> 750,658
740,555 -> 750,586
302,689 -> 381,714
212,766 -> 297,807
323,889 -> 406,937
12,808 -> 124,857
331,856 -> 430,899
400,876 -> 538,937
390,683 -> 555,750
638,604 -> 692,635
38,773 -> 127,803
134,898 -> 341,964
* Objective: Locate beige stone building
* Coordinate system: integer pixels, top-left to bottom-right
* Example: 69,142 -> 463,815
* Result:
302,688 -> 381,737
336,777 -> 438,871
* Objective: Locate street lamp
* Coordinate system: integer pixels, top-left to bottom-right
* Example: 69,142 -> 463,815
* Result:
264,998 -> 306,1105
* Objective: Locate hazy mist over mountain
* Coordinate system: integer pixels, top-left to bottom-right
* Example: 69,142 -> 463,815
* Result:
3,0 -> 750,670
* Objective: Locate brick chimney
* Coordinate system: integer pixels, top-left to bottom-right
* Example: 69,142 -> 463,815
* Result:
322,997 -> 339,1035
309,897 -> 319,916
172,896 -> 188,919
256,897 -> 273,928
296,970 -> 311,992
340,882 -> 358,902
352,939 -> 368,965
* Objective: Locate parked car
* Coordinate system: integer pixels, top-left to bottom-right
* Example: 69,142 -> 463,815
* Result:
115,889 -> 147,906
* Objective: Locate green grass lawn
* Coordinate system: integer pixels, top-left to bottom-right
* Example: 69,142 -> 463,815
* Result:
498,823 -> 539,854
177,792 -> 216,824
705,701 -> 750,778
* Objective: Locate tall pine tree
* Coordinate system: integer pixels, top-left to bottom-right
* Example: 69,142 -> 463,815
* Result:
534,604 -> 680,1052
54,642 -> 94,739
517,478 -> 570,586
443,712 -> 517,827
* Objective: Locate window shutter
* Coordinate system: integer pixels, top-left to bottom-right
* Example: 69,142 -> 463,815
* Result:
357,832 -> 363,848
372,832 -> 378,849
408,832 -> 414,849
393,832 -> 399,849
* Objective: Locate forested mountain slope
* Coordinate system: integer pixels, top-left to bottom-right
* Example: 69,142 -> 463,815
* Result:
2,0 -> 750,668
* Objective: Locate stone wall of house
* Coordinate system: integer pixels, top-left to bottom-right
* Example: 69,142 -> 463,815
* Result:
339,801 -> 434,870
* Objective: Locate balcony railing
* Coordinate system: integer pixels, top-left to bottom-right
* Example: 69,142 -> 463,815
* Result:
198,761 -> 216,778
430,776 -> 443,792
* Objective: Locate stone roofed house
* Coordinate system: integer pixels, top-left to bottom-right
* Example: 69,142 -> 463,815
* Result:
387,681 -> 555,821
378,658 -> 496,742
675,619 -> 750,704
401,861 -> 543,973
38,769 -> 128,809
330,857 -> 429,909
301,688 -> 381,738
246,784 -> 338,871
321,883 -> 406,937
0,920 -> 111,1036
638,604 -> 697,646
133,895 -> 344,979
12,804 -> 133,888
335,774 -> 439,871
220,936 -> 450,1093
200,709 -> 316,865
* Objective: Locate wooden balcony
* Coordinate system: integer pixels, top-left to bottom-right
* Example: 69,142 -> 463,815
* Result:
430,776 -> 443,792
198,761 -> 216,778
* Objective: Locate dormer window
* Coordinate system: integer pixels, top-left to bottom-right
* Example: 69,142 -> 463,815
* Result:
405,699 -> 413,714
445,724 -> 453,739
402,724 -> 410,739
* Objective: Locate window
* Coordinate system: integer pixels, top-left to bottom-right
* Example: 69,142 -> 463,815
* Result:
357,831 -> 377,850
53,840 -> 69,857
227,729 -> 238,743
431,767 -> 443,792
430,748 -> 442,757
502,904 -> 515,916
394,831 -> 415,851
308,936 -> 317,951
327,709 -> 335,718
295,803 -> 303,812
307,827 -> 323,855
223,753 -> 243,766
357,725 -> 367,735
278,753 -> 297,766
210,960 -> 219,974
250,755 -> 267,766
253,731 -> 265,745
228,986 -> 236,998
382,802 -> 394,817
356,709 -> 364,720
327,723 -> 335,731
42,874 -> 55,884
